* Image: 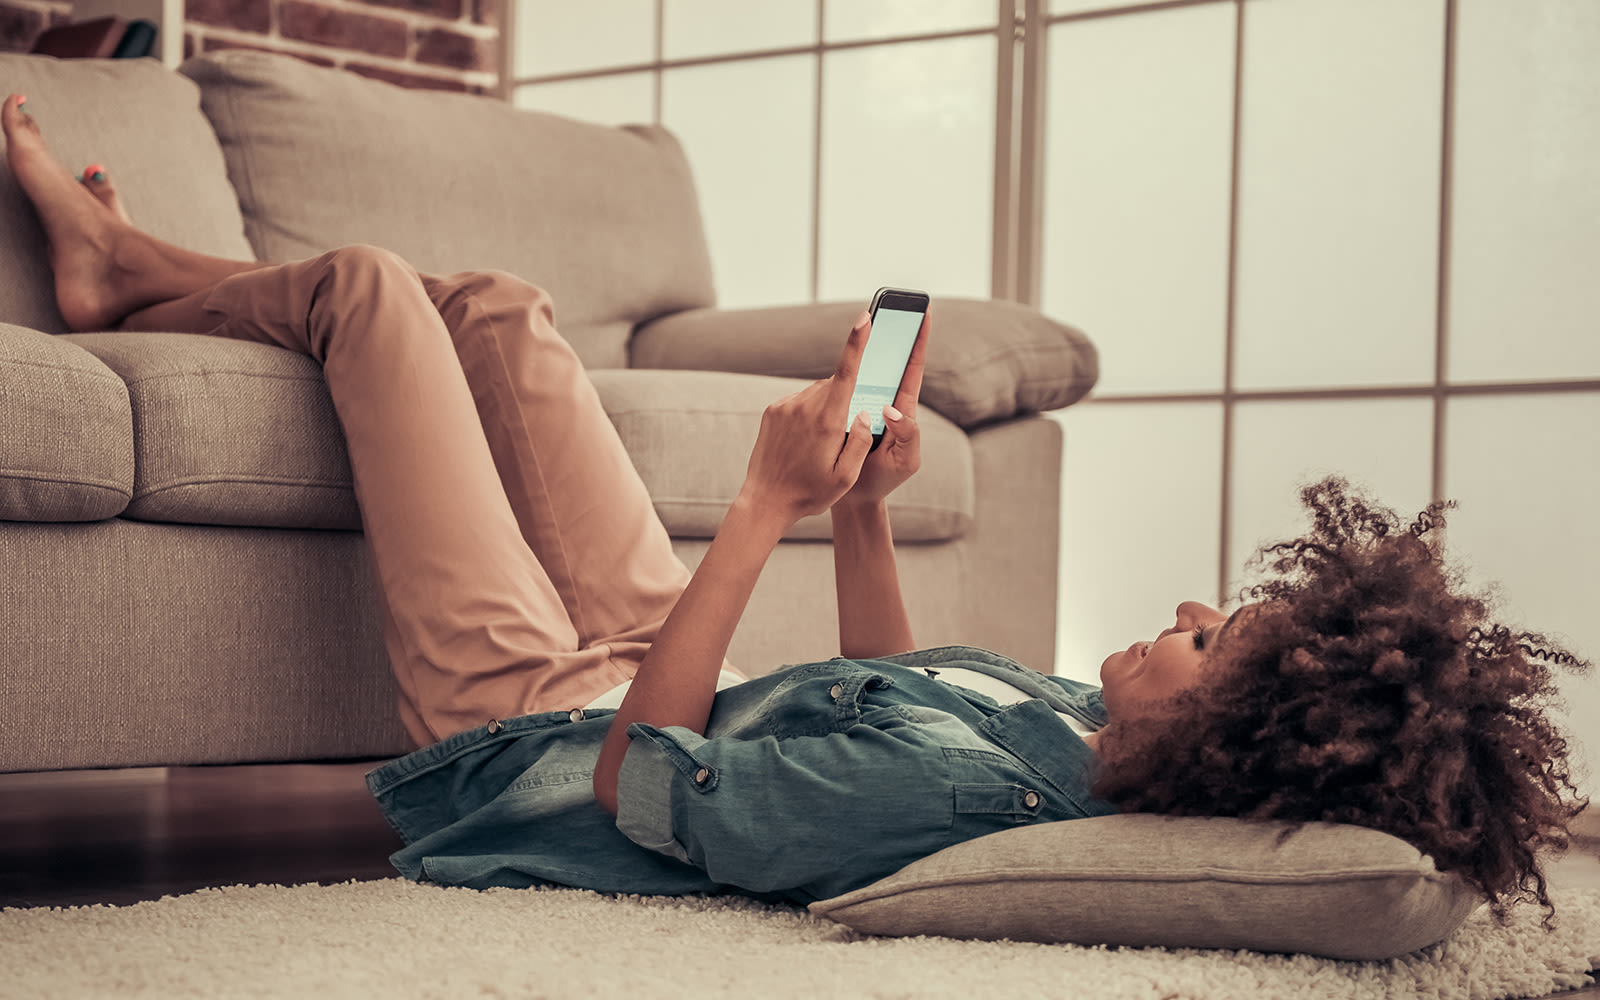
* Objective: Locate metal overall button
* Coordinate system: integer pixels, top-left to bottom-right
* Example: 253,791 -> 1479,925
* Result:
693,767 -> 711,786
568,708 -> 585,723
829,682 -> 844,701
486,719 -> 503,735
1023,790 -> 1041,810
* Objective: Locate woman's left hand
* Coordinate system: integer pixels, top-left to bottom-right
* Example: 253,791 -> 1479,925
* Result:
835,310 -> 930,510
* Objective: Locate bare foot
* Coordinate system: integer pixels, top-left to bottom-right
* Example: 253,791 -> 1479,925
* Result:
1,94 -> 138,330
79,163 -> 132,225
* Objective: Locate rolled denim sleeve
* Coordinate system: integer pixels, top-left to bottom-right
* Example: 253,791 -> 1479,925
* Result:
614,720 -> 956,901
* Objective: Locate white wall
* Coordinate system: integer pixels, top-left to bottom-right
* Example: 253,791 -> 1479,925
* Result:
1042,0 -> 1599,795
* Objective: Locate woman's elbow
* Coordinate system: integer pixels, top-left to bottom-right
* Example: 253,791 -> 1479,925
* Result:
593,772 -> 619,816
593,736 -> 625,816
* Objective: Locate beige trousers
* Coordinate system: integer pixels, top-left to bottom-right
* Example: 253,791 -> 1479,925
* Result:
124,244 -> 721,747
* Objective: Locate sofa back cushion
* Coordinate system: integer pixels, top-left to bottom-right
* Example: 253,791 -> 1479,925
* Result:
0,54 -> 256,334
180,51 -> 717,370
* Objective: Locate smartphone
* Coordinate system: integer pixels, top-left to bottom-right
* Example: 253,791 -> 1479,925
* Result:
848,286 -> 929,450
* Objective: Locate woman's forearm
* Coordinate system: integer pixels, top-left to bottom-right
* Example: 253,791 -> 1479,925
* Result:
832,500 -> 915,660
593,494 -> 787,815
593,306 -> 879,814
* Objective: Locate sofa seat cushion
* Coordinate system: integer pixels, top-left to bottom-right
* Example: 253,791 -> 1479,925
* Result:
0,54 -> 256,335
64,333 -> 358,531
61,335 -> 974,542
0,324 -> 133,522
180,50 -> 715,371
590,369 -> 974,541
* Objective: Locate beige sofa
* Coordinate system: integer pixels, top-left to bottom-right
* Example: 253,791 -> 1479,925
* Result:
0,51 -> 1097,773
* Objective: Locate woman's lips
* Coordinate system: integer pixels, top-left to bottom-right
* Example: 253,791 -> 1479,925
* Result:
1122,641 -> 1153,680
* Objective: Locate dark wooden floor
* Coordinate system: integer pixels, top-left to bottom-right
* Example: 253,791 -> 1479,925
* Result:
0,761 -> 402,909
1,763 -> 1597,996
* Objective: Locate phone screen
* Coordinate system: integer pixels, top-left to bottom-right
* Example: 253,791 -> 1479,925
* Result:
849,301 -> 924,435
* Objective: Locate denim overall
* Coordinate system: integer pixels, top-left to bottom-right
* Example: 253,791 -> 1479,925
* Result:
367,645 -> 1116,903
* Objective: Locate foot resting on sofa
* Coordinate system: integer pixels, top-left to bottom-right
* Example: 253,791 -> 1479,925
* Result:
1,93 -> 136,331
3,92 -> 263,332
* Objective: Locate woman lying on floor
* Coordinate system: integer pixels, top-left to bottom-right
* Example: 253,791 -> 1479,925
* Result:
3,93 -> 1587,920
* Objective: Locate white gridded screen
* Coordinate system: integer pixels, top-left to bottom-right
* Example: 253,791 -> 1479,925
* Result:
817,37 -> 997,303
1051,403 -> 1224,684
1040,3 -> 1235,395
515,0 -> 655,77
1232,0 -> 1443,391
504,1 -> 1598,723
512,73 -> 653,126
1444,394 -> 1600,795
823,0 -> 996,43
661,57 -> 817,309
662,0 -> 817,60
1447,0 -> 1600,383
1227,398 -> 1434,589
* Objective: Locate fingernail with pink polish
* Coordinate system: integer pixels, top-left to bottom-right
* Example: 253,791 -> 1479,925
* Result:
884,405 -> 902,422
854,310 -> 871,331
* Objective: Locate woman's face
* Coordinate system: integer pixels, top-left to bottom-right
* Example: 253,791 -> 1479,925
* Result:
1099,601 -> 1233,724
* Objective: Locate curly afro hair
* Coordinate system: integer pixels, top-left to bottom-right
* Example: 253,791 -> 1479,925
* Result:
1090,477 -> 1591,921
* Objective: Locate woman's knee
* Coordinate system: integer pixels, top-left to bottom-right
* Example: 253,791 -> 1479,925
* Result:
303,245 -> 431,356
319,244 -> 417,284
435,270 -> 556,329
309,246 -> 423,314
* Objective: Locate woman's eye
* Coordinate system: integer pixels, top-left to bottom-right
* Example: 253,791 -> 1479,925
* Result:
1192,626 -> 1206,650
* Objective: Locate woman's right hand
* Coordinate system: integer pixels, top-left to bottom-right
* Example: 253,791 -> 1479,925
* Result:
835,309 -> 929,511
739,310 -> 877,526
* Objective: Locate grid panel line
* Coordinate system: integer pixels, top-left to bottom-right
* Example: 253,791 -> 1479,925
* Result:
1048,0 -> 1230,27
991,0 -> 1019,300
811,0 -> 825,304
509,26 -> 1000,87
1432,0 -> 1458,504
1082,380 -> 1600,405
1217,0 -> 1244,606
652,0 -> 663,124
1015,0 -> 1046,306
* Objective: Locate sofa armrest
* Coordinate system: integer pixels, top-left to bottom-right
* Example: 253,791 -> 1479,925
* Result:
629,299 -> 1098,429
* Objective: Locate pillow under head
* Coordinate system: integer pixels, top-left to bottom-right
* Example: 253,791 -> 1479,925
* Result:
809,814 -> 1481,960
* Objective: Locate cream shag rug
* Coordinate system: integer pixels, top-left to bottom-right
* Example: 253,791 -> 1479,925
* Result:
3,881 -> 1597,1000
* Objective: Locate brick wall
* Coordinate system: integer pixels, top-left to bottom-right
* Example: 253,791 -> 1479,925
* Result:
0,0 -> 501,96
0,1 -> 72,51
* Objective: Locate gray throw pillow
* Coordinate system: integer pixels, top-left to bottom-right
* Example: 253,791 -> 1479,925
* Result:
631,297 -> 1099,430
808,814 -> 1482,960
